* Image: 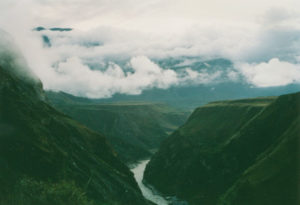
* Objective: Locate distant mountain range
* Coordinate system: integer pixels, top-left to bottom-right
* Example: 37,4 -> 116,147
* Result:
101,57 -> 300,110
48,56 -> 300,110
32,28 -> 300,108
46,91 -> 189,164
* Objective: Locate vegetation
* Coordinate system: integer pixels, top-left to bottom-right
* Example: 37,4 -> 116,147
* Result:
1,178 -> 95,205
144,93 -> 299,205
0,66 -> 150,205
47,91 -> 189,163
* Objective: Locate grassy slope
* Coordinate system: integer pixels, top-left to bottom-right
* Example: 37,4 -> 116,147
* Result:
46,92 -> 189,163
0,66 -> 149,205
144,97 -> 275,197
219,117 -> 299,205
144,93 -> 299,205
218,93 -> 300,205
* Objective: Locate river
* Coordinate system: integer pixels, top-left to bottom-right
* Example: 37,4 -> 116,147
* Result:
131,160 -> 169,205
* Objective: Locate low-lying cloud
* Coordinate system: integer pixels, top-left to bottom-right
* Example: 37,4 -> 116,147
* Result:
0,1 -> 300,98
0,29 -> 38,83
237,58 -> 300,87
43,56 -> 223,98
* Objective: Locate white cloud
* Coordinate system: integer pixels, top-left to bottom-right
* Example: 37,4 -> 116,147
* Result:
129,56 -> 178,90
259,7 -> 300,28
237,58 -> 300,87
0,1 -> 300,98
0,29 -> 39,83
41,55 -> 222,98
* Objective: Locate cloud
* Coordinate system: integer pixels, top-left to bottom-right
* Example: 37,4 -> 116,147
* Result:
0,1 -> 300,98
259,7 -> 300,28
242,8 -> 300,63
128,56 -> 178,90
29,8 -> 300,63
237,58 -> 300,87
0,29 -> 39,83
41,55 -> 224,98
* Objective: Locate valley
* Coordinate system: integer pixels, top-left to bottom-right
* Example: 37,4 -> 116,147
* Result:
0,26 -> 298,205
1,57 -> 299,205
0,53 -> 151,205
1,57 -> 298,205
46,91 -> 189,164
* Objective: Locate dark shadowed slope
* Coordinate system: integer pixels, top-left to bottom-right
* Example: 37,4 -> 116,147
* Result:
144,93 -> 299,205
47,91 -> 189,163
0,65 -> 150,205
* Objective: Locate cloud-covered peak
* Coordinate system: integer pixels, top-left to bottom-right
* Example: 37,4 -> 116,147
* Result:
0,29 -> 38,83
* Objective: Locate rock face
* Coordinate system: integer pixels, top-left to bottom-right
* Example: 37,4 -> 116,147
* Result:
46,91 -> 189,163
144,94 -> 299,205
0,65 -> 149,204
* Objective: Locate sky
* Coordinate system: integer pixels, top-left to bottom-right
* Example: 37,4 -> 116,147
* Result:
0,0 -> 300,98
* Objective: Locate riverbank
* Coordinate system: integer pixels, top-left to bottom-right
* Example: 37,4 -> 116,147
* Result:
131,160 -> 169,205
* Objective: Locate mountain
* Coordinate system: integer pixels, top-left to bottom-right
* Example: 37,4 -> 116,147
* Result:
30,29 -> 300,109
82,81 -> 299,110
46,91 -> 189,163
56,57 -> 300,110
144,93 -> 299,205
0,59 -> 150,204
31,26 -> 300,108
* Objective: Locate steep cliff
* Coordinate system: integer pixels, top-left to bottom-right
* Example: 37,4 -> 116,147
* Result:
144,93 -> 299,205
0,61 -> 149,204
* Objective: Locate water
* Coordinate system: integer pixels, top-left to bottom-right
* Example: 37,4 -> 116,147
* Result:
131,160 -> 169,205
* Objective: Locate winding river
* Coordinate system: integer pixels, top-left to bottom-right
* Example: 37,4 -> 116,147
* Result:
131,160 -> 169,205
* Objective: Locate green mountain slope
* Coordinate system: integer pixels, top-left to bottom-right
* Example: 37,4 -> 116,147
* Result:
0,65 -> 150,204
218,92 -> 300,205
144,93 -> 299,205
219,115 -> 299,205
46,91 -> 189,163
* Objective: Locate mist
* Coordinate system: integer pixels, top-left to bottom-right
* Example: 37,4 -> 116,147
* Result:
0,0 -> 300,98
0,29 -> 39,83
